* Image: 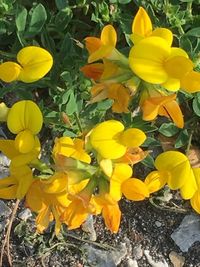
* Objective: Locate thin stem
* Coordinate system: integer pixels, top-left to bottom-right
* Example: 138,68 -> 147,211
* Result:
74,112 -> 83,133
186,129 -> 194,156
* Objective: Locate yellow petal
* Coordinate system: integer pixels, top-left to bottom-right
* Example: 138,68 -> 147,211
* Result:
190,191 -> 200,214
26,180 -> 45,212
131,7 -> 152,44
0,185 -> 17,199
129,37 -> 170,83
110,163 -> 133,201
180,168 -> 197,199
151,28 -> 173,46
155,151 -> 191,189
89,120 -> 126,159
102,203 -> 121,233
100,159 -> 113,177
181,71 -> 200,93
164,56 -> 193,79
7,100 -> 43,134
0,62 -> 21,82
36,207 -> 51,233
141,99 -> 160,121
162,100 -> 184,128
122,178 -> 149,200
193,168 -> 200,188
0,139 -> 19,159
88,45 -> 113,63
101,25 -> 117,47
15,130 -> 35,153
42,172 -> 68,194
120,128 -> 146,147
0,102 -> 9,122
161,77 -> 180,91
144,171 -> 166,193
17,46 -> 53,83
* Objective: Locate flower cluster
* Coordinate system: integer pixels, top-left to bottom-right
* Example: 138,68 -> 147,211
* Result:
81,7 -> 200,128
0,7 -> 200,237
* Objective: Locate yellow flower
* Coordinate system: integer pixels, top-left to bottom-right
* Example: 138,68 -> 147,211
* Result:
7,100 -> 43,154
0,137 -> 41,199
61,178 -> 96,230
144,171 -> 167,194
109,163 -> 149,202
26,172 -> 70,235
89,120 -> 146,159
85,25 -> 117,63
131,7 -> 173,45
0,46 -> 53,83
154,151 -> 197,199
129,36 -> 198,92
140,89 -> 184,128
53,136 -> 91,164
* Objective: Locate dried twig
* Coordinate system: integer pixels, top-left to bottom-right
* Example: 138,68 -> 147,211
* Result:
0,199 -> 20,267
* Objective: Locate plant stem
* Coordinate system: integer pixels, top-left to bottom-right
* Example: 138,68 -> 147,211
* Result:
74,112 -> 83,133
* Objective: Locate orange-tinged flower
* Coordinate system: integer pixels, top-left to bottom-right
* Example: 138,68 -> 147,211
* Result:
80,63 -> 104,81
26,172 -> 70,235
85,25 -> 117,63
117,147 -> 148,165
140,90 -> 184,128
93,193 -> 121,233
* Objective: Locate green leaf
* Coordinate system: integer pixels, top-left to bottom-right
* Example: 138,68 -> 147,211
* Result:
193,93 -> 200,117
25,4 -> 47,37
16,6 -> 27,32
118,0 -> 132,4
159,123 -> 179,137
97,99 -> 113,111
141,154 -> 155,169
175,129 -> 189,148
185,27 -> 200,37
142,137 -> 161,147
55,0 -> 69,10
65,91 -> 77,115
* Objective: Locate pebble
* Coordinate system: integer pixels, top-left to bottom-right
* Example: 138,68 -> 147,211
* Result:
18,208 -> 32,221
155,221 -> 162,227
126,258 -> 139,267
132,244 -> 143,260
171,214 -> 200,252
144,250 -> 169,267
169,251 -> 185,267
81,215 -> 97,241
0,200 -> 11,217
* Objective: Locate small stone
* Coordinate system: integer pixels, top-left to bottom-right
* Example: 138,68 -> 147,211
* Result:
18,208 -> 32,221
132,244 -> 143,260
127,258 -> 138,267
0,200 -> 11,217
169,251 -> 185,267
83,242 -> 127,267
144,250 -> 169,267
155,221 -> 162,227
171,214 -> 200,252
81,215 -> 97,241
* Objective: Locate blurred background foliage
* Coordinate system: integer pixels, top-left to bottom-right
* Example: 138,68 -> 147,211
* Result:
1,0 -> 200,163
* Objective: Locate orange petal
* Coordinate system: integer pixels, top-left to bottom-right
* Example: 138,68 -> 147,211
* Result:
162,100 -> 184,128
80,63 -> 104,80
85,37 -> 102,54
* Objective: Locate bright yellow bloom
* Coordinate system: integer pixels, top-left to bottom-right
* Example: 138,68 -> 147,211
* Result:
26,172 -> 69,235
144,171 -> 167,194
140,89 -> 184,128
109,163 -> 149,202
85,25 -> 117,63
154,151 -> 197,198
53,137 -> 91,164
0,137 -> 40,199
0,46 -> 53,83
7,100 -> 43,154
131,7 -> 173,45
129,36 -> 195,91
89,120 -> 146,159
